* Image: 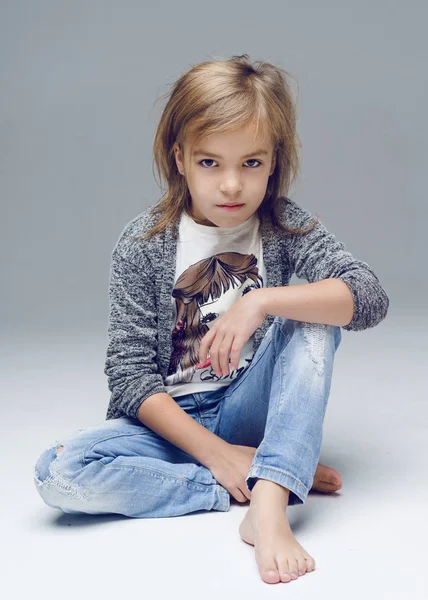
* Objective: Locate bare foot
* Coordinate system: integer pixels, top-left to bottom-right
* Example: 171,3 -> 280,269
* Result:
239,479 -> 315,584
311,462 -> 342,494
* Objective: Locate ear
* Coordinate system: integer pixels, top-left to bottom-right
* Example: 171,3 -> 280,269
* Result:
173,143 -> 184,175
269,153 -> 276,176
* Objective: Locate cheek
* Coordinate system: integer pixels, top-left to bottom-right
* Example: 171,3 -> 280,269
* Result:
194,172 -> 214,185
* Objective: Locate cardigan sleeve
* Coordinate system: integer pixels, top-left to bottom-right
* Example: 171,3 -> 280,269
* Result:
283,199 -> 390,331
103,249 -> 168,419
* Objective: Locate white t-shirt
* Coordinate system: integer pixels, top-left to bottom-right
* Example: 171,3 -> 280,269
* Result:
164,209 -> 267,397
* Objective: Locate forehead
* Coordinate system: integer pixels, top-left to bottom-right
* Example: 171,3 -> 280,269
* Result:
188,116 -> 271,143
190,127 -> 273,156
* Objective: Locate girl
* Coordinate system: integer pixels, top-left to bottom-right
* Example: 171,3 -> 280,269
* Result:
33,54 -> 389,585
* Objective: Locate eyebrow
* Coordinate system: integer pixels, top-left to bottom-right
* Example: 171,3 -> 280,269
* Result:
193,148 -> 270,159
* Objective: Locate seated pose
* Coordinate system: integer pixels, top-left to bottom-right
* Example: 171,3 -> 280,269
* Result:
34,54 -> 389,586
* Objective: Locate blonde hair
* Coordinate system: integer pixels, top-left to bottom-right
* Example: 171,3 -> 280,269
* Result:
139,53 -> 318,241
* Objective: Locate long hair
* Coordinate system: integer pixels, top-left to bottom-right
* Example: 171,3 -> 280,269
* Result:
139,53 -> 319,241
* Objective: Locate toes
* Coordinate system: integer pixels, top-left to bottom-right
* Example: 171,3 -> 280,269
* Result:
315,465 -> 342,488
277,558 -> 291,582
256,550 -> 281,584
287,557 -> 299,579
296,555 -> 307,576
313,480 -> 341,493
256,545 -> 314,584
304,554 -> 316,572
261,569 -> 281,584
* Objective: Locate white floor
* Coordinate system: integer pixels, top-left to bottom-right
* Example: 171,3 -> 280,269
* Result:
2,312 -> 427,600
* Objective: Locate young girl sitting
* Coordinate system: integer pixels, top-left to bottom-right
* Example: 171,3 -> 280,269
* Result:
34,54 -> 389,585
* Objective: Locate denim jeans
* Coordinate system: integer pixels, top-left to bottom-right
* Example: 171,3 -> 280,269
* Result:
33,316 -> 341,518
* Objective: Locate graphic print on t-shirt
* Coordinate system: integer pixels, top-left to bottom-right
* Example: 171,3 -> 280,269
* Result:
166,252 -> 264,385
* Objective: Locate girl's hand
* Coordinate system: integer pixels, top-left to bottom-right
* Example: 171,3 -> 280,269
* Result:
208,443 -> 257,503
198,289 -> 267,377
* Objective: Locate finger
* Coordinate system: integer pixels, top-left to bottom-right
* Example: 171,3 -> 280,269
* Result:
229,337 -> 244,370
199,328 -> 215,363
235,489 -> 248,503
219,334 -> 235,375
239,486 -> 252,501
210,331 -> 226,376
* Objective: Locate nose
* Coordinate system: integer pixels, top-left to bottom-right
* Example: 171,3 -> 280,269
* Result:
219,172 -> 243,194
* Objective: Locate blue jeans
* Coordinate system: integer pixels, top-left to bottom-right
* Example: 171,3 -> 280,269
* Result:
33,316 -> 341,518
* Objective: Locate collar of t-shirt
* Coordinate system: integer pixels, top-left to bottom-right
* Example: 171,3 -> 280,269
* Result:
181,209 -> 258,237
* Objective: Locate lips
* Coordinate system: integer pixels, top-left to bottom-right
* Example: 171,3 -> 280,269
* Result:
218,203 -> 244,207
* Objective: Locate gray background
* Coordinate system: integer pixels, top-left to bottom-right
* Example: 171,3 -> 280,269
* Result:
2,1 -> 427,599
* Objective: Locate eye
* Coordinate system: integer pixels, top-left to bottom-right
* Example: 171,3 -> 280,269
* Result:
199,159 -> 218,168
245,159 -> 262,168
198,159 -> 262,168
200,311 -> 218,324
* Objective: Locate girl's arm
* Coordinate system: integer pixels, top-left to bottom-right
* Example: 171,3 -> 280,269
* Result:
137,391 -> 230,467
256,277 -> 355,327
283,199 -> 390,331
104,250 -> 168,419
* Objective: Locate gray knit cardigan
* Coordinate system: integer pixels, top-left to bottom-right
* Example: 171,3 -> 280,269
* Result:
104,197 -> 389,420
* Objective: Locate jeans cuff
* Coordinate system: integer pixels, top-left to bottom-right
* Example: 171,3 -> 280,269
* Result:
212,484 -> 231,512
246,465 -> 309,506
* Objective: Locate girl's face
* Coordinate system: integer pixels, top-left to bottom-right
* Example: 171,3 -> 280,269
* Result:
173,124 -> 276,227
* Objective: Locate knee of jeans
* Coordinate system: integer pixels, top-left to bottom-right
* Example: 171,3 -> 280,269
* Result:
298,321 -> 340,376
34,442 -> 62,483
273,318 -> 341,375
34,442 -> 91,503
